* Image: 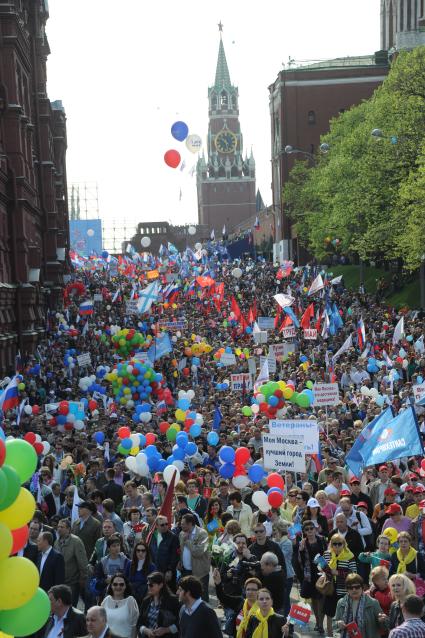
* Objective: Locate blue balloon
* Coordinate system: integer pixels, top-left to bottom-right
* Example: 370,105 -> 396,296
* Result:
300,355 -> 307,363
248,464 -> 266,483
101,250 -> 109,259
121,438 -> 132,450
207,431 -> 219,446
219,445 -> 235,464
178,398 -> 191,411
245,326 -> 252,334
268,395 -> 278,407
171,120 -> 189,142
267,487 -> 283,496
139,403 -> 151,413
406,335 -> 413,342
417,376 -> 424,384
219,463 -> 235,479
176,432 -> 189,448
157,459 -> 167,472
185,442 -> 197,456
138,434 -> 146,447
132,413 -> 140,423
147,456 -> 158,471
187,411 -> 197,420
173,447 -> 185,460
145,444 -> 157,458
192,357 -> 200,367
94,432 -> 105,444
190,424 -> 201,438
57,415 -> 67,425
225,346 -> 232,354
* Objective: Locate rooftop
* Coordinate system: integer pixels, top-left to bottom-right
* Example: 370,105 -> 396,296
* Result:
284,54 -> 388,72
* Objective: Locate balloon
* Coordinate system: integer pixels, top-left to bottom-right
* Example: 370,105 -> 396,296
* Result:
0,587 -> 50,636
248,464 -> 266,483
252,490 -> 270,513
118,426 -> 131,439
219,446 -> 235,464
207,431 -> 219,446
0,488 -> 35,529
232,475 -> 250,489
163,465 -> 180,486
242,406 -> 253,417
176,432 -> 189,448
235,447 -> 250,466
164,149 -> 181,168
185,133 -> 202,153
268,490 -> 284,508
232,267 -> 242,278
0,522 -> 13,559
23,405 -> 33,416
5,440 -> 37,483
267,472 -> 285,490
219,463 -> 235,479
190,424 -> 201,438
10,524 -> 29,554
185,442 -> 197,456
0,556 -> 39,609
0,439 -> 5,467
145,433 -> 156,446
382,527 -> 398,544
141,236 -> 151,248
0,465 -> 21,511
171,120 -> 189,142
94,432 -> 105,444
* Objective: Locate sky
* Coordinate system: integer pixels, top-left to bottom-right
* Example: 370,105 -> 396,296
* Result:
46,1 -> 381,248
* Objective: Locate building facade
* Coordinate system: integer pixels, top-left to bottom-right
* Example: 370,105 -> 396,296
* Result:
197,29 -> 256,235
0,0 -> 69,374
381,0 -> 425,50
129,222 -> 210,255
269,53 -> 389,264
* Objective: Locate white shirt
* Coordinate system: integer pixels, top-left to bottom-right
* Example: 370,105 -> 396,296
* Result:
183,598 -> 203,616
182,529 -> 196,570
40,546 -> 52,574
46,609 -> 69,638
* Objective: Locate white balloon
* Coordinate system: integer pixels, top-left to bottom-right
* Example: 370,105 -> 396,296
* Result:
187,389 -> 195,399
126,456 -> 138,473
136,452 -> 148,473
171,336 -> 177,343
195,242 -> 202,251
24,405 -> 33,415
130,433 -> 140,447
195,414 -> 204,425
141,236 -> 151,248
251,404 -> 260,414
35,434 -> 42,443
188,225 -> 197,235
42,441 -> 51,455
232,475 -> 250,489
252,490 -> 270,512
172,460 -> 184,471
163,465 -> 180,485
185,134 -> 202,154
140,413 -> 152,423
74,420 -> 85,430
232,267 -> 242,279
126,400 -> 135,408
178,390 -> 186,398
191,365 -> 198,372
360,386 -> 370,396
67,414 -> 76,423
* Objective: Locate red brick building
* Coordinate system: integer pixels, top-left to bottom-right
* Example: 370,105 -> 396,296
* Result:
0,0 -> 69,374
197,28 -> 256,235
269,53 -> 389,264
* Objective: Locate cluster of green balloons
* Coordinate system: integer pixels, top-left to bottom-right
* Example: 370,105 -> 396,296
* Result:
0,438 -> 50,636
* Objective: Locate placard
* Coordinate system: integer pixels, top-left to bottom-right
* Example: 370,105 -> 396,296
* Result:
125,300 -> 139,315
231,373 -> 253,391
220,353 -> 237,366
303,328 -> 317,340
253,331 -> 268,344
414,382 -> 425,403
159,320 -> 187,330
268,419 -> 319,454
93,294 -> 103,302
260,355 -> 276,373
77,353 -> 91,367
248,357 -> 257,376
258,317 -> 275,330
313,383 -> 340,407
288,604 -> 312,628
281,326 -> 296,339
262,432 -> 305,472
269,342 -> 297,358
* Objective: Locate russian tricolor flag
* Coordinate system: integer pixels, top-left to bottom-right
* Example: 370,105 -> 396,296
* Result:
357,317 -> 366,350
79,300 -> 94,315
254,216 -> 260,230
0,376 -> 20,413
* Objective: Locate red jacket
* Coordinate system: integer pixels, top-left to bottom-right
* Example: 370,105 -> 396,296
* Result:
367,585 -> 392,615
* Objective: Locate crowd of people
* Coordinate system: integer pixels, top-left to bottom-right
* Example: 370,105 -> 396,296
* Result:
2,252 -> 425,638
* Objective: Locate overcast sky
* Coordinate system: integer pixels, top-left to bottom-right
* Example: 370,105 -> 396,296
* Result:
47,1 -> 381,246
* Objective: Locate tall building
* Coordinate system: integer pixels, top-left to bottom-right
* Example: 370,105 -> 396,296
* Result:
197,25 -> 256,235
0,1 -> 69,374
381,0 -> 425,50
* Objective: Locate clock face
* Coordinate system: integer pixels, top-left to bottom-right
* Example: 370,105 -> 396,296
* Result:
215,130 -> 237,154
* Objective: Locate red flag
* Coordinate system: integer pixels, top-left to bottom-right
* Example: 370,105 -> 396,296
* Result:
315,311 -> 322,332
252,300 -> 258,320
274,307 -> 282,329
247,307 -> 255,324
279,314 -> 293,331
300,303 -> 314,329
231,296 -> 241,318
146,469 -> 177,546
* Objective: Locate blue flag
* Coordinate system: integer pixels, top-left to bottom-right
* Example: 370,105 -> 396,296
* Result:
213,405 -> 223,430
148,333 -> 173,361
346,407 -> 394,476
347,407 -> 423,474
283,306 -> 300,328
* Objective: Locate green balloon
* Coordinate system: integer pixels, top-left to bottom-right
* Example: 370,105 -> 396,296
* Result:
306,380 -> 314,390
0,587 -> 50,636
117,444 -> 130,456
5,440 -> 37,484
0,464 -> 21,511
289,391 -> 299,404
296,393 -> 310,408
166,428 -> 177,442
242,406 -> 253,417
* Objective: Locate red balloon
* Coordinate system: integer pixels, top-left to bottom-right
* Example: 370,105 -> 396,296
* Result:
48,417 -> 57,427
24,432 -> 36,445
183,367 -> 190,376
118,426 -> 131,439
268,491 -> 284,508
88,400 -> 97,411
145,433 -> 156,445
58,401 -> 69,415
159,421 -> 170,434
274,389 -> 283,398
10,525 -> 29,554
64,423 -> 74,431
0,439 -> 5,467
234,465 -> 247,476
32,405 -> 40,415
33,442 -> 44,455
259,402 -> 268,412
235,447 -> 250,466
164,149 -> 181,169
267,472 -> 285,490
421,459 -> 425,471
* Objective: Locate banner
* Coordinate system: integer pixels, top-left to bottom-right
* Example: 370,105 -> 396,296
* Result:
77,353 -> 91,367
262,432 -> 305,472
260,354 -> 276,374
268,419 -> 319,454
414,383 -> 425,403
125,301 -> 139,315
253,331 -> 268,344
269,342 -> 297,358
303,328 -> 317,340
220,353 -> 237,366
313,383 -> 340,407
231,373 -> 253,391
147,333 -> 173,361
159,320 -> 187,330
281,326 -> 296,339
258,317 -> 275,330
346,408 -> 394,476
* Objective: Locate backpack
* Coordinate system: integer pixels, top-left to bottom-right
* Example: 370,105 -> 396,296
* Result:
355,511 -> 375,551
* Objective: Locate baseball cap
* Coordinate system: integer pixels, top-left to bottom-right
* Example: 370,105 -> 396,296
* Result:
384,488 -> 397,496
357,501 -> 368,509
404,485 -> 415,492
307,498 -> 320,509
386,503 -> 402,515
340,490 -> 351,497
413,486 -> 425,494
379,465 -> 389,472
349,477 -> 360,484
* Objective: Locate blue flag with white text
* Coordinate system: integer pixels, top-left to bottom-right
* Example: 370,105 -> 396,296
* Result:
346,407 -> 394,476
148,332 -> 173,361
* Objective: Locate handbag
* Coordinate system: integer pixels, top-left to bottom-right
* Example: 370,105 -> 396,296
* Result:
315,572 -> 334,596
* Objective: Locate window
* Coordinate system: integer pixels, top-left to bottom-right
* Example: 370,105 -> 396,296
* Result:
308,110 -> 316,125
407,0 -> 412,28
220,92 -> 228,108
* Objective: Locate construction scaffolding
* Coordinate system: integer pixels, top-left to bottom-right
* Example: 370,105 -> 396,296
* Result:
102,219 -> 136,254
68,182 -> 100,220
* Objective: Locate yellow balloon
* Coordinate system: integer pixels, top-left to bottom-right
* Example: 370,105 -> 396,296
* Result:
173,371 -> 178,377
0,488 -> 35,529
0,523 -> 13,560
175,409 -> 186,422
130,447 -> 139,456
278,381 -> 286,391
283,387 -> 294,399
0,632 -> 14,638
0,556 -> 39,609
382,527 -> 398,544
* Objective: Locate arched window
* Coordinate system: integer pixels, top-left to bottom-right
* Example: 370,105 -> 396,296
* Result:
211,93 -> 217,110
220,91 -> 228,108
218,165 -> 225,178
308,110 -> 316,125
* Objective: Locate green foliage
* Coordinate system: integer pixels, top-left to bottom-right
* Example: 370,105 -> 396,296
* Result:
283,47 -> 425,269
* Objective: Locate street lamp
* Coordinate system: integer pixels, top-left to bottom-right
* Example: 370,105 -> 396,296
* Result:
284,143 -> 330,163
371,129 -> 398,144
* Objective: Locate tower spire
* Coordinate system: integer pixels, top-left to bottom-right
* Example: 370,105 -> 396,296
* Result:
214,23 -> 231,89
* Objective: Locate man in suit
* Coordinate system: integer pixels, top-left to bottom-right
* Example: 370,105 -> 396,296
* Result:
37,531 -> 66,591
17,519 -> 41,563
179,513 -> 211,602
42,584 -> 86,638
149,515 -> 180,589
54,518 -> 88,607
71,501 -> 101,560
101,469 -> 123,509
85,606 -> 122,638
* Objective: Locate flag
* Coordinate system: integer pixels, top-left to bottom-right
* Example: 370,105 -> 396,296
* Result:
71,484 -> 82,525
137,281 -> 160,314
346,407 -> 394,476
16,398 -> 28,426
392,316 -> 404,345
146,468 -> 178,546
254,216 -> 260,230
210,229 -> 215,241
81,320 -> 89,337
415,336 -> 424,353
331,275 -> 343,285
331,334 -> 352,363
382,350 -> 393,368
148,332 -> 173,361
255,357 -> 269,390
222,224 -> 227,240
111,288 -> 121,303
300,303 -> 314,329
0,376 -> 20,413
78,300 -> 93,315
213,405 -> 223,430
348,407 -> 423,473
274,293 -> 295,309
283,306 -> 300,328
308,274 -> 324,296
167,242 -> 178,255
357,317 -> 366,350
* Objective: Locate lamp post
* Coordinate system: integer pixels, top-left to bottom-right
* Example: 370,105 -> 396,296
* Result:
283,143 -> 330,164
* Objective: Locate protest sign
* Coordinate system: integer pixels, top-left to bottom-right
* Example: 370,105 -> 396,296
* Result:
260,354 -> 276,373
77,353 -> 91,367
125,300 -> 139,315
248,357 -> 257,376
281,326 -> 296,339
288,604 -> 312,628
231,373 -> 253,391
414,382 -> 425,403
159,320 -> 187,330
269,342 -> 297,358
262,432 -> 305,472
303,328 -> 317,340
268,419 -> 319,454
313,383 -> 340,407
220,352 -> 237,366
93,294 -> 103,302
253,331 -> 268,344
258,317 -> 275,330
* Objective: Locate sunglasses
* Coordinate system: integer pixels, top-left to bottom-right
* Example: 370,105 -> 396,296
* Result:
303,526 -> 314,531
332,542 -> 343,547
347,584 -> 362,590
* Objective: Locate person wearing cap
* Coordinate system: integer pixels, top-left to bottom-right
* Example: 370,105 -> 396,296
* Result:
317,456 -> 346,485
405,487 -> 425,520
71,501 -> 102,561
400,486 -> 416,514
372,488 -> 400,534
304,498 -> 329,538
369,465 -> 392,508
349,477 -> 373,517
382,504 -> 412,534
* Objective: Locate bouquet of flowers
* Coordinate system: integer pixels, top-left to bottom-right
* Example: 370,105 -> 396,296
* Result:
210,542 -> 234,569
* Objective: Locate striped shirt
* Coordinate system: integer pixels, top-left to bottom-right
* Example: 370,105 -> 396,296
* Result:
389,618 -> 425,637
323,551 -> 357,597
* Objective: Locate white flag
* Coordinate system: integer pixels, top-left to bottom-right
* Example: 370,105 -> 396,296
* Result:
274,293 -> 294,308
255,358 -> 269,390
71,485 -> 82,524
308,274 -> 325,296
330,275 -> 343,285
321,311 -> 330,338
81,320 -> 89,337
112,288 -> 120,303
392,316 -> 404,345
332,334 -> 352,363
415,335 -> 424,353
253,321 -> 261,333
